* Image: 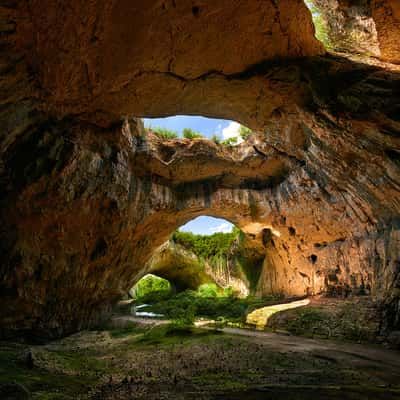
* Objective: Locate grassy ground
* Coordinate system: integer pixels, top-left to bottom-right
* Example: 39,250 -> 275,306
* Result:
1,316 -> 400,399
267,296 -> 382,343
141,288 -> 283,325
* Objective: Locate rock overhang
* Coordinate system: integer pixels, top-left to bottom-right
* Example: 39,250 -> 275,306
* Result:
0,0 -> 400,339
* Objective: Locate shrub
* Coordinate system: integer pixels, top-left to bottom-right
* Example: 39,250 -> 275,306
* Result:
211,134 -> 220,144
197,283 -> 219,298
151,127 -> 179,139
144,289 -> 273,324
239,125 -> 253,140
221,137 -> 238,146
171,227 -> 240,260
182,128 -> 203,139
132,274 -> 172,303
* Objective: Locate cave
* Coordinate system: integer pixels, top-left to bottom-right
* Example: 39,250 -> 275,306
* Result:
1,0 -> 400,397
143,215 -> 262,296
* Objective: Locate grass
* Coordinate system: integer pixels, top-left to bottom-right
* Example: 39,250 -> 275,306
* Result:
107,323 -> 148,338
130,274 -> 172,303
144,123 -> 252,144
0,344 -> 97,400
150,127 -> 178,139
134,323 -> 222,347
182,128 -> 203,139
270,303 -> 379,342
142,289 -> 282,327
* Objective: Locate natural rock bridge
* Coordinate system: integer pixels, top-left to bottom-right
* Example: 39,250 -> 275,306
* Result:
0,0 -> 399,340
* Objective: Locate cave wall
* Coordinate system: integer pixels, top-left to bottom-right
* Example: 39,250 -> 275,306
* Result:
146,234 -> 265,297
0,0 -> 399,338
310,0 -> 400,63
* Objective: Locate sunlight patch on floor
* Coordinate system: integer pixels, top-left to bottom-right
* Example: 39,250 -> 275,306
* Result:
246,299 -> 311,330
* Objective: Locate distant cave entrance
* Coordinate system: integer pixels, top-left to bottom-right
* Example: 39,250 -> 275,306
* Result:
125,216 -> 262,324
144,216 -> 267,298
129,274 -> 173,304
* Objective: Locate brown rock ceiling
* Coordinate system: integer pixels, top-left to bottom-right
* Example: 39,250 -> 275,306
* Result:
0,0 -> 399,339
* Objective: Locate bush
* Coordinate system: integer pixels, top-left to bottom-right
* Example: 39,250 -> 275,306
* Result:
151,127 -> 179,139
221,137 -> 238,146
211,134 -> 220,144
183,128 -> 203,139
131,274 -> 172,303
197,283 -> 219,298
171,227 -> 240,260
145,289 -> 259,324
239,125 -> 253,140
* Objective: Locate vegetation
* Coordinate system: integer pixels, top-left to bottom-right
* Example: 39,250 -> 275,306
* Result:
211,134 -> 220,144
269,302 -> 379,342
182,127 -> 203,139
136,322 -> 219,346
172,227 -> 240,260
304,1 -> 332,48
150,127 -> 179,139
144,122 -> 253,144
131,274 -> 172,303
143,287 -> 280,326
221,136 -> 238,146
239,125 -> 252,140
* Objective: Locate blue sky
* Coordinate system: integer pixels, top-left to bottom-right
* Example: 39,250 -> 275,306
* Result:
143,116 -> 238,235
143,115 -> 244,142
179,216 -> 234,236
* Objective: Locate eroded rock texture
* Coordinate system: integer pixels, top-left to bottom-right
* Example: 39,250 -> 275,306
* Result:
146,234 -> 265,297
310,0 -> 400,63
0,0 -> 400,339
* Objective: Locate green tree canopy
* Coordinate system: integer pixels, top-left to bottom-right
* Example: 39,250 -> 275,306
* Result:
182,128 -> 203,139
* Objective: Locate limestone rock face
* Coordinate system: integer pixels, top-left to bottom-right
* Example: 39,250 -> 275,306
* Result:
145,241 -> 217,292
19,0 -> 324,125
0,0 -> 399,339
372,0 -> 400,63
310,0 -> 400,63
146,235 -> 265,297
310,0 -> 380,56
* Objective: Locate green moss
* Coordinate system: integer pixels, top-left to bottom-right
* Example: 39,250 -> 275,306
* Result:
192,372 -> 248,390
133,323 -> 222,347
236,254 -> 263,294
0,344 -> 97,400
273,303 -> 378,342
107,322 -> 147,338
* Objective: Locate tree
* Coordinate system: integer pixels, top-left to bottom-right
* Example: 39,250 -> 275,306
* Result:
239,125 -> 252,140
182,128 -> 203,139
152,127 -> 179,139
211,134 -> 220,144
221,137 -> 238,146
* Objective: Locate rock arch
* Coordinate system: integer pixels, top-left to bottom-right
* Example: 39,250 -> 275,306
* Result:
0,0 -> 399,339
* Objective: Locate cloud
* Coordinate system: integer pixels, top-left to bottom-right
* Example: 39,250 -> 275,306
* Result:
209,222 -> 233,234
221,121 -> 244,144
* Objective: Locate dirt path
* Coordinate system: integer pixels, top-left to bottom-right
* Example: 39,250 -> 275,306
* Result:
219,326 -> 400,370
112,315 -> 400,372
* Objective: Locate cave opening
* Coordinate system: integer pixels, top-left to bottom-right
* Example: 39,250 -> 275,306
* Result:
142,215 -> 250,295
122,215 -> 278,325
143,115 -> 254,145
1,0 -> 400,397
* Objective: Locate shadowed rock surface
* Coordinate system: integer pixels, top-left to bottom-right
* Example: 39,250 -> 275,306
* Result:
0,0 -> 399,340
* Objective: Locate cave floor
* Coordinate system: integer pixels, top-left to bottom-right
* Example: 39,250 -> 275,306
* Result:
1,320 -> 400,400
